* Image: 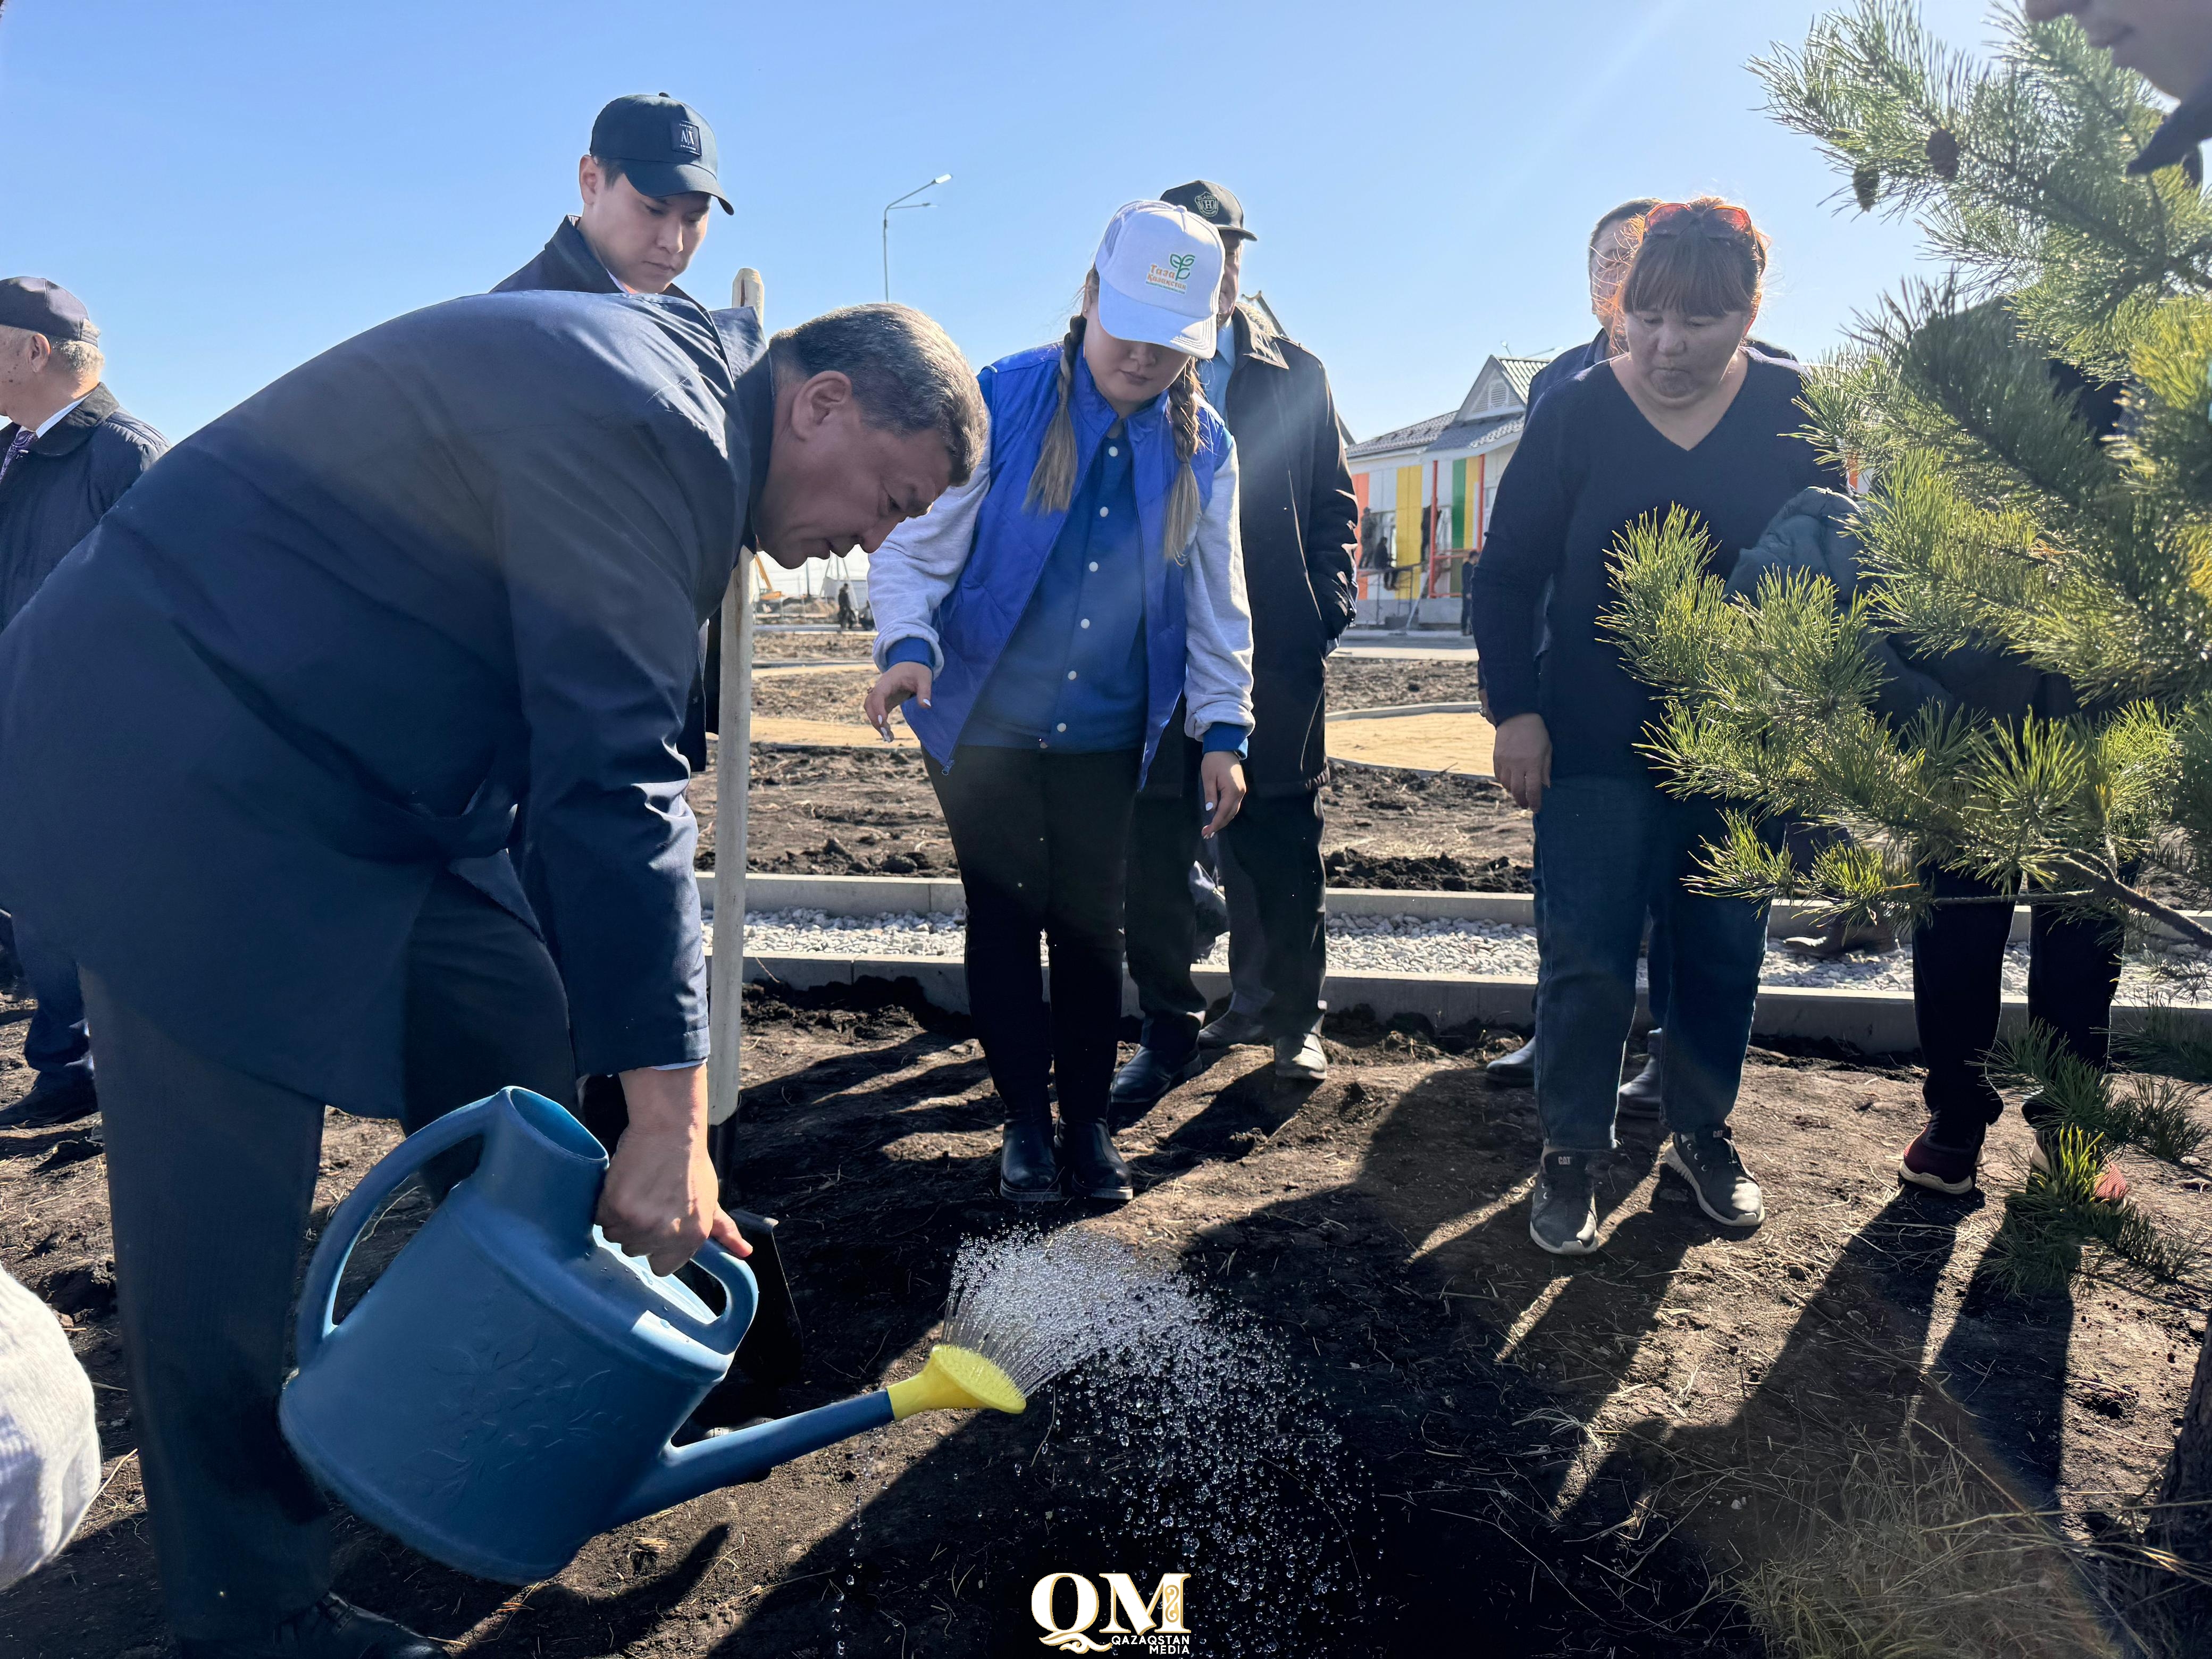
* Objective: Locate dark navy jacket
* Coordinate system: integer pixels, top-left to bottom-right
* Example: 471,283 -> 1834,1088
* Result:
493,216 -> 713,773
0,291 -> 769,1111
493,216 -> 703,309
0,383 -> 167,628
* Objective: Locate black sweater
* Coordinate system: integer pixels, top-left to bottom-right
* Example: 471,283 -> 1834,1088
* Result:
1469,352 -> 1842,776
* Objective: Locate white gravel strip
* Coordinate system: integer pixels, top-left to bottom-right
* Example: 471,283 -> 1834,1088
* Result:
723,907 -> 2212,1002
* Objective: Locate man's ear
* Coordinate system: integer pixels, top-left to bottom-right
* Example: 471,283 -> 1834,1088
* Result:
786,370 -> 854,441
577,154 -> 603,207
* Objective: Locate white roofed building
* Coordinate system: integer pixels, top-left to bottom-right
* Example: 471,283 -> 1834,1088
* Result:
1345,354 -> 1547,605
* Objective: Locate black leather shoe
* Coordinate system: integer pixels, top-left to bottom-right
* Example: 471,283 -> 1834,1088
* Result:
0,1074 -> 97,1129
999,1105 -> 1061,1202
179,1595 -> 439,1658
1062,1119 -> 1134,1202
1108,1045 -> 1205,1109
1485,1035 -> 1536,1086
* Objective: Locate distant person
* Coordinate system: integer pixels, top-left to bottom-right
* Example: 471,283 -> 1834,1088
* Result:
0,294 -> 981,1659
0,279 -> 167,1132
1113,178 -> 1357,1107
1471,199 -> 1845,1256
866,200 -> 1254,1206
835,579 -> 857,630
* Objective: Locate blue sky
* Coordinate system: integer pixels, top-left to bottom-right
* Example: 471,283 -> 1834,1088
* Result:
4,0 -> 2007,445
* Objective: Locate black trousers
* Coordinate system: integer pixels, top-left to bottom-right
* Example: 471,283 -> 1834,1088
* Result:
1126,777 -> 1327,1061
1913,863 -> 2122,1140
87,870 -> 574,1640
927,745 -> 1139,1126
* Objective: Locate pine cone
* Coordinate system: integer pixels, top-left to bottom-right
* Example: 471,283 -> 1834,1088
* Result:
1853,162 -> 1880,212
1926,128 -> 1961,180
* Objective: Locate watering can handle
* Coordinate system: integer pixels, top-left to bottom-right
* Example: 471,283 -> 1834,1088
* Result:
294,1096 -> 496,1373
677,1241 -> 759,1353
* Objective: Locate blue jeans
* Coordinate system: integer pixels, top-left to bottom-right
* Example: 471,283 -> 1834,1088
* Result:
15,913 -> 91,1084
1532,776 -> 1765,1151
1529,849 -> 1672,1028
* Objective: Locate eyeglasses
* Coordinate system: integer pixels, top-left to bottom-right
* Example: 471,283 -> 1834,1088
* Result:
1643,202 -> 1755,240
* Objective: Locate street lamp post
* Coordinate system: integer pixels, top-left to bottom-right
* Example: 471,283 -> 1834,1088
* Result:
882,173 -> 951,301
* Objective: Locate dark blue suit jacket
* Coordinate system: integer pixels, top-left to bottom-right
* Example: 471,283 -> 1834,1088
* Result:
0,291 -> 770,1111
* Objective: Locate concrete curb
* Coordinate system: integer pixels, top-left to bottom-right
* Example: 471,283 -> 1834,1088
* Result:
729,949 -> 2210,1054
707,872 -> 2158,944
713,874 -> 2212,1052
1325,701 -> 1487,722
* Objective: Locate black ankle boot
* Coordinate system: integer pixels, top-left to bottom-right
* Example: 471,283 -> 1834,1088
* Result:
1062,1117 -> 1133,1202
999,1103 -> 1060,1202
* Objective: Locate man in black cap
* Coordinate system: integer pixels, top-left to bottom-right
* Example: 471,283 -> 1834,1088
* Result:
497,94 -> 732,784
497,92 -> 731,301
490,93 -> 732,1148
1115,180 -> 1359,1103
0,278 -> 167,1132
0,290 -> 983,1658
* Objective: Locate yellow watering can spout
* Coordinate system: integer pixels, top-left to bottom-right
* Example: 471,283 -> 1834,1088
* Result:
886,1344 -> 1027,1420
616,1342 -> 1026,1525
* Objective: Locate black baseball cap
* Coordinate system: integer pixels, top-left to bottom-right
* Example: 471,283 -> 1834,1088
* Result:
0,278 -> 94,341
1160,179 -> 1254,243
589,94 -> 733,214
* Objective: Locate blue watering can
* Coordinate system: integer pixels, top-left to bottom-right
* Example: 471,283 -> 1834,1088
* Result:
280,1087 -> 1024,1583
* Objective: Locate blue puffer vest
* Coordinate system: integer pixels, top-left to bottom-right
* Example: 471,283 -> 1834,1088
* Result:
904,341 -> 1228,783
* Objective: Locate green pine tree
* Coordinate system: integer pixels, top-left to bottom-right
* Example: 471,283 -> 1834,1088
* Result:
1599,0 -> 2212,1598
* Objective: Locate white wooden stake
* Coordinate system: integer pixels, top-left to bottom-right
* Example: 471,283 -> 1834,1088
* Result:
708,266 -> 764,1130
706,563 -> 751,1127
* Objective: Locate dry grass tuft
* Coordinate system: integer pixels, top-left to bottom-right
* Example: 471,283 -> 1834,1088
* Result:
1734,1435 -> 2128,1659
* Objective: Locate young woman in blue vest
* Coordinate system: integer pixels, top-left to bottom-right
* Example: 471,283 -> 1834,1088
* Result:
865,200 -> 1255,1205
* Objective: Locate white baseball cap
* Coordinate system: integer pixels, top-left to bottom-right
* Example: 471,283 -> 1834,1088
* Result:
1091,199 -> 1223,359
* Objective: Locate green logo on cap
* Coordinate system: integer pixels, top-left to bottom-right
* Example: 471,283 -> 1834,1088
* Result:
1168,253 -> 1196,282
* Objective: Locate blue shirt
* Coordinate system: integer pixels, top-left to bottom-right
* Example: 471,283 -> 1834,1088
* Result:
969,416 -> 1151,750
889,416 -> 1250,756
891,421 -> 1150,751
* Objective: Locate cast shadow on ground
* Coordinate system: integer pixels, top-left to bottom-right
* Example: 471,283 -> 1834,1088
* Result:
333,1518 -> 737,1656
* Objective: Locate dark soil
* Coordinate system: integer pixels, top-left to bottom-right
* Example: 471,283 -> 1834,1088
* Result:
698,742 -> 1531,890
748,667 -> 875,722
751,628 -> 877,664
692,745 -> 953,878
1325,652 -> 1485,711
697,639 -> 1531,889
6,977 -> 2206,1657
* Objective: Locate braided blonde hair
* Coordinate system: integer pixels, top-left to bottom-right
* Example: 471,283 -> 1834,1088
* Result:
1025,272 -> 1206,563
